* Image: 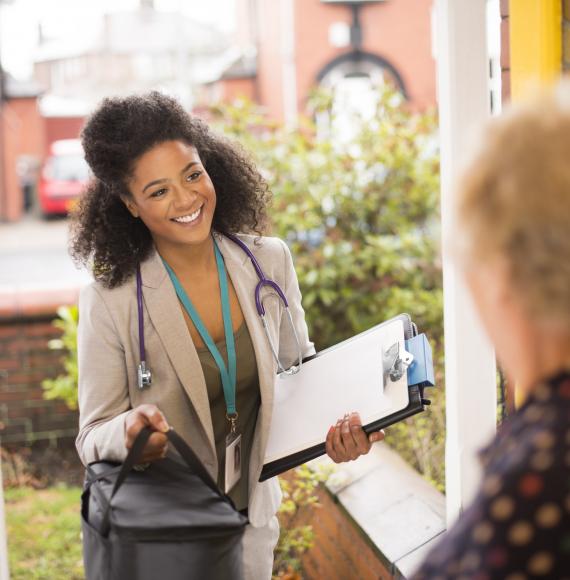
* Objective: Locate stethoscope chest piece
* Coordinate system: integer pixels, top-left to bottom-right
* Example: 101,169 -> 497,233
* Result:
138,361 -> 152,389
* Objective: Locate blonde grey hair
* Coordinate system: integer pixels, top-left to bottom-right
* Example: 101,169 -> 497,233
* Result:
455,82 -> 570,325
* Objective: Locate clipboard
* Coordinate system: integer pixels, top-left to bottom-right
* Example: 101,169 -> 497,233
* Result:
260,314 -> 435,481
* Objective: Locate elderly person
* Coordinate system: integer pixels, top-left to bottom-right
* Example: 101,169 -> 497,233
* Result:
413,88 -> 570,578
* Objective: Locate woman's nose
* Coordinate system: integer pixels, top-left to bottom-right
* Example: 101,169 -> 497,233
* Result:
172,185 -> 197,207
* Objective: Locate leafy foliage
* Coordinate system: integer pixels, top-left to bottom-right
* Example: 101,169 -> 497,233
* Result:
40,86 -> 445,580
210,86 -> 445,490
41,305 -> 79,410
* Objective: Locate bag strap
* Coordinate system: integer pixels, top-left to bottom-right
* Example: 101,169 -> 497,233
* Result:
107,425 -> 152,500
165,428 -> 221,495
99,426 -> 222,535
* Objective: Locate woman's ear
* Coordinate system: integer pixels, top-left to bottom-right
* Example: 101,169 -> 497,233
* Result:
121,195 -> 139,218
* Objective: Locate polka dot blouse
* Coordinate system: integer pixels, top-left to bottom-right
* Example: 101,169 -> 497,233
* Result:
413,371 -> 570,579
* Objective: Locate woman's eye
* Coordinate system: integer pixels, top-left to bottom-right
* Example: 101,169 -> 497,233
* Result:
150,188 -> 167,198
186,171 -> 202,182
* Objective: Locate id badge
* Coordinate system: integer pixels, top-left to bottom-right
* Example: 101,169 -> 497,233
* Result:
224,432 -> 242,494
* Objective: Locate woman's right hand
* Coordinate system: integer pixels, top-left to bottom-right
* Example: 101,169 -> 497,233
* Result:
124,404 -> 170,463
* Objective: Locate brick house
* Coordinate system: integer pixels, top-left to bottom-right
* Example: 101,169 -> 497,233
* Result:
206,0 -> 436,121
0,75 -> 45,222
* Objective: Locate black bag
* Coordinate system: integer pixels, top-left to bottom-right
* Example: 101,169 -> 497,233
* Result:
81,427 -> 248,580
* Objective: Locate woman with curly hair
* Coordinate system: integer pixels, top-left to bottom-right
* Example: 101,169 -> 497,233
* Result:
72,91 -> 382,578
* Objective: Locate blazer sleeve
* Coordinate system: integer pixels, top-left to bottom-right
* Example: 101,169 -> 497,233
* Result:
75,283 -> 131,465
277,239 -> 316,366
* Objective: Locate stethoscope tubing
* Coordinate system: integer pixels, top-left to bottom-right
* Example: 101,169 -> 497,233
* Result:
224,233 -> 290,315
136,267 -> 146,364
136,233 -> 303,389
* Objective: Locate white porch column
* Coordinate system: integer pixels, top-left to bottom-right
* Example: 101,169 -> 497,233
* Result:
435,0 -> 498,527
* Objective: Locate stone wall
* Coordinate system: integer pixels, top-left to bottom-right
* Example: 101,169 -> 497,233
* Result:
300,484 -> 394,579
299,448 -> 446,579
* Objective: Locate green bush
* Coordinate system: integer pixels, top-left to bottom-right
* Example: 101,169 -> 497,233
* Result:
39,86 -> 445,579
44,88 -> 445,489
210,86 -> 445,490
43,87 -> 445,487
42,305 -> 79,410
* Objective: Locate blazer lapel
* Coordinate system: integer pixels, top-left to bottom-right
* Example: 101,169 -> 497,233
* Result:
139,250 -> 216,457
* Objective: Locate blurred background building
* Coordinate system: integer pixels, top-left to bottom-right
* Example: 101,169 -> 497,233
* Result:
2,1 -> 570,577
205,0 -> 436,121
0,0 -> 441,222
34,0 -> 229,111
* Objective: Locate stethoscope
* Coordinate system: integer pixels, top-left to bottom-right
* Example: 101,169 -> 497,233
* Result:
136,233 -> 303,389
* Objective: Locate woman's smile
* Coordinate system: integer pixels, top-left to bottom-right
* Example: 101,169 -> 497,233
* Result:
124,140 -> 217,252
171,204 -> 203,225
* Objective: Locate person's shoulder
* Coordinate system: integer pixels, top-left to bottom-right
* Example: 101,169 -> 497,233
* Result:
479,411 -> 568,517
232,232 -> 287,251
227,232 -> 289,260
79,272 -> 136,308
220,233 -> 293,282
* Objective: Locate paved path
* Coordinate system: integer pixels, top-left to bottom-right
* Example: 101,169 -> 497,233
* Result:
0,216 -> 91,315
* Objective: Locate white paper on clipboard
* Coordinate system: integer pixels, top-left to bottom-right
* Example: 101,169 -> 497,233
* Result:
264,318 -> 410,464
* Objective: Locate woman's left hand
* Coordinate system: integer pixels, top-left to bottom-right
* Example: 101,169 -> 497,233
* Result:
325,412 -> 385,463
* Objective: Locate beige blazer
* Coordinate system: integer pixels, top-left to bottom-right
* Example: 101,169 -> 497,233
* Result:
75,234 -> 315,527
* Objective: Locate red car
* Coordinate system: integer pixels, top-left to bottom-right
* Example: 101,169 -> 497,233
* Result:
38,139 -> 90,216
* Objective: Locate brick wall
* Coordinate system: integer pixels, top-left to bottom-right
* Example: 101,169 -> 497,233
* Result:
44,116 -> 85,149
0,97 -> 46,222
298,486 -> 393,579
0,311 -> 78,446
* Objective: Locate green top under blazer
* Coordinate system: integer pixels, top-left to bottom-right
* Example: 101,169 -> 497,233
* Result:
197,321 -> 260,511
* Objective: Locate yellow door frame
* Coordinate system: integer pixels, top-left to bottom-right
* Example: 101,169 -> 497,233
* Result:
510,0 -> 562,99
509,0 -> 562,408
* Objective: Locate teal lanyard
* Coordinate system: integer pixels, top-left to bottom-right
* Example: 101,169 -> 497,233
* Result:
162,240 -> 238,418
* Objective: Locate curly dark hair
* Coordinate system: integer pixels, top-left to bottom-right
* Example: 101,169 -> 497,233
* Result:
70,91 -> 271,288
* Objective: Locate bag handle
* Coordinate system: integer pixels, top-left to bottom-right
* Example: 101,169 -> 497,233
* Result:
99,426 -> 222,535
165,428 -> 221,495
112,426 -> 220,498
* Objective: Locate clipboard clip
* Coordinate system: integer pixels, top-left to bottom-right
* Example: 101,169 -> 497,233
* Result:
383,342 -> 414,383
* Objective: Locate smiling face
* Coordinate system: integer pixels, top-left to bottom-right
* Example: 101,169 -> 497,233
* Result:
124,140 -> 216,255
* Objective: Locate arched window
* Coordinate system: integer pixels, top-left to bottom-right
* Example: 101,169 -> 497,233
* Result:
316,51 -> 407,142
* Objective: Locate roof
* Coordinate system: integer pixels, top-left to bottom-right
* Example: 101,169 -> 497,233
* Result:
220,54 -> 257,80
34,10 -> 228,64
39,95 -> 92,118
2,74 -> 44,99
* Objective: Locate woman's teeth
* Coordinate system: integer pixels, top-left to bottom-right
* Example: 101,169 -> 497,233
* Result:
173,207 -> 201,223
